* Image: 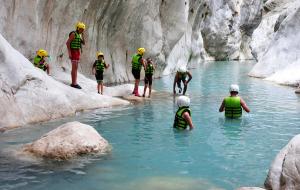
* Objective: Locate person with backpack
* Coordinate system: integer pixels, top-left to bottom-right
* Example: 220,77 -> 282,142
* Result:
66,22 -> 86,89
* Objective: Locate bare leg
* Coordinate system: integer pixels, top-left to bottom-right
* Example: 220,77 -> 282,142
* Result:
46,65 -> 50,75
100,82 -> 103,95
148,85 -> 152,98
143,84 -> 148,97
71,60 -> 78,85
97,83 -> 100,93
134,79 -> 140,96
183,84 -> 188,95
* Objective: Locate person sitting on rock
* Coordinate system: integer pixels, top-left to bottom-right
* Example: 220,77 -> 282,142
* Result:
66,22 -> 86,89
219,84 -> 250,118
173,66 -> 192,95
33,49 -> 50,75
173,96 -> 194,130
92,51 -> 109,94
143,58 -> 155,98
131,48 -> 146,97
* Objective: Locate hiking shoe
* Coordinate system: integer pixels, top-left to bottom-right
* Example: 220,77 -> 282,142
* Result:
70,84 -> 82,89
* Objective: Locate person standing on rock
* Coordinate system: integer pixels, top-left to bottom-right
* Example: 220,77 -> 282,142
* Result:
173,66 -> 192,95
33,49 -> 50,75
219,84 -> 250,118
173,96 -> 194,130
143,58 -> 155,98
66,22 -> 86,89
131,48 -> 146,97
92,51 -> 110,94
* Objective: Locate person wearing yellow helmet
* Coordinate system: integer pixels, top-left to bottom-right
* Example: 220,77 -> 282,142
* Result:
173,66 -> 192,95
131,48 -> 146,96
33,49 -> 50,75
142,58 -> 155,98
92,51 -> 110,94
66,22 -> 86,89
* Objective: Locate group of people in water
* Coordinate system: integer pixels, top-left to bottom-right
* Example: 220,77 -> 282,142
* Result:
32,21 -> 250,131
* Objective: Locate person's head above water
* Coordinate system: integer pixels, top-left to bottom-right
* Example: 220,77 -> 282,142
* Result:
229,84 -> 239,95
177,96 -> 190,108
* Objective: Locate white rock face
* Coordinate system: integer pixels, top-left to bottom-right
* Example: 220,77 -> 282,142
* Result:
249,0 -> 300,86
200,0 -> 262,60
0,0 -> 262,81
0,33 -> 130,129
23,121 -> 109,159
264,134 -> 300,190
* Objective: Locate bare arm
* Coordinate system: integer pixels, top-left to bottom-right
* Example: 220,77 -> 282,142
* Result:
81,32 -> 85,45
186,71 -> 193,83
105,62 -> 110,69
219,99 -> 225,112
182,112 -> 194,130
66,33 -> 75,59
240,98 -> 250,113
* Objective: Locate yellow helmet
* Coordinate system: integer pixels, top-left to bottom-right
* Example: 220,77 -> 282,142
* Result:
137,48 -> 146,55
36,49 -> 48,57
96,51 -> 104,57
76,22 -> 86,30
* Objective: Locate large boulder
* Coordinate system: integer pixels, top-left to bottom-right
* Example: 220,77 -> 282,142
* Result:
264,134 -> 300,190
23,121 -> 110,159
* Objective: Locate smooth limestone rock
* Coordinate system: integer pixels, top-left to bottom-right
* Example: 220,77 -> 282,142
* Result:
0,0 -> 262,81
264,134 -> 300,190
23,121 -> 109,159
0,33 -> 130,129
236,187 -> 266,190
249,0 -> 300,86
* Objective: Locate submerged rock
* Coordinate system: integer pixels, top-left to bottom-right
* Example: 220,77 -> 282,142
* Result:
236,187 -> 266,190
264,134 -> 300,190
125,176 -> 224,190
23,122 -> 110,160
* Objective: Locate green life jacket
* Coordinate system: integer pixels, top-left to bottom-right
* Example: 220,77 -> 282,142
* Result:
33,56 -> 46,70
178,72 -> 187,80
132,54 -> 142,70
173,106 -> 191,129
70,31 -> 82,50
145,63 -> 154,75
95,60 -> 106,72
224,96 -> 242,118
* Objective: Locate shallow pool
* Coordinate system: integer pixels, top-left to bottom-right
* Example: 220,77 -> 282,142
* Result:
1,61 -> 300,190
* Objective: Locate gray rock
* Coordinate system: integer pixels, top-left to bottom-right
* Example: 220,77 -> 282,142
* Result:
264,134 -> 300,190
23,121 -> 110,159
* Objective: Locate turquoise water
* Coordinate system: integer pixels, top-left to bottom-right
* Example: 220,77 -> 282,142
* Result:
1,61 -> 300,190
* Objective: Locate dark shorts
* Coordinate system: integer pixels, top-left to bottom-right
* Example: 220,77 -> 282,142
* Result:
132,69 -> 141,80
177,78 -> 186,88
95,72 -> 104,84
70,49 -> 81,61
144,74 -> 153,86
